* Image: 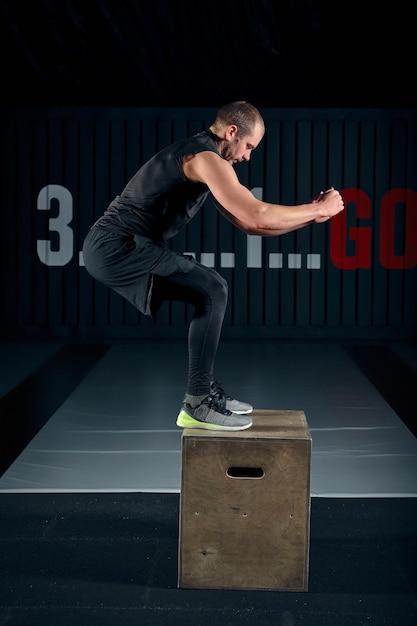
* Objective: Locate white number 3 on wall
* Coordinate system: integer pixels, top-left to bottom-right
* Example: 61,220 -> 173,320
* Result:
37,184 -> 73,266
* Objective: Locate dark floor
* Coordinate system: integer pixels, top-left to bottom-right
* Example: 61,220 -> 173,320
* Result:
1,339 -> 417,625
0,493 -> 416,626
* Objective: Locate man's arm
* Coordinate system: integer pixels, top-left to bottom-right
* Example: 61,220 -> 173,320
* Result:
183,151 -> 344,235
212,197 -> 317,236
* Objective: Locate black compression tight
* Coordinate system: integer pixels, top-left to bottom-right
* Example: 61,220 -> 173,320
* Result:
152,263 -> 228,397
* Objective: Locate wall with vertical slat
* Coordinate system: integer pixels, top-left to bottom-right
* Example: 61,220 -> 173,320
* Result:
1,107 -> 416,340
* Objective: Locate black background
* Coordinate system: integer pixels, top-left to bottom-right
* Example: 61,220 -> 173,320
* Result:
1,0 -> 415,108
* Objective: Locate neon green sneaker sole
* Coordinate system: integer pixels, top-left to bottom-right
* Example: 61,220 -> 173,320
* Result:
176,409 -> 252,431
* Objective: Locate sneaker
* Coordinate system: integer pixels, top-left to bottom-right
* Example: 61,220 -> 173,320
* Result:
210,380 -> 253,415
176,392 -> 253,431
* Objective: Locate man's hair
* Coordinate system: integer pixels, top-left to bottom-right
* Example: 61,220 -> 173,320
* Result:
213,101 -> 265,137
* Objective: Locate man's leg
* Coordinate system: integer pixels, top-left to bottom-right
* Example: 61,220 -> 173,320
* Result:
152,263 -> 228,397
153,265 -> 253,431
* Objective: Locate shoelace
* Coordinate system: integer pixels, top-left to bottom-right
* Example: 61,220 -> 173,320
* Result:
207,390 -> 231,415
211,380 -> 231,400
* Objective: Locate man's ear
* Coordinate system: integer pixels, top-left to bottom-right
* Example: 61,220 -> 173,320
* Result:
225,124 -> 238,140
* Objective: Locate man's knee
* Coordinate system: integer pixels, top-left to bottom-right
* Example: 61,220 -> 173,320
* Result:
213,273 -> 228,306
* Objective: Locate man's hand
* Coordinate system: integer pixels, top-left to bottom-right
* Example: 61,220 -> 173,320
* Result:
313,187 -> 344,223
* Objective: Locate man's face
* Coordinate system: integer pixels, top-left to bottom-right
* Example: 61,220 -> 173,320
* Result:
222,124 -> 264,165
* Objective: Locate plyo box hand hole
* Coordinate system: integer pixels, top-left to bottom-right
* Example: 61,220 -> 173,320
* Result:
226,466 -> 264,479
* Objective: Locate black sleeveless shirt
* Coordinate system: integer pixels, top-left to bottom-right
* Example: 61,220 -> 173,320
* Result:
94,129 -> 220,240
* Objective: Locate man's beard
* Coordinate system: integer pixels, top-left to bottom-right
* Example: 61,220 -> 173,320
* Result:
221,139 -> 239,162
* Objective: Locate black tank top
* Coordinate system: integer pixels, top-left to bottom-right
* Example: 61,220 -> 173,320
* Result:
94,129 -> 220,240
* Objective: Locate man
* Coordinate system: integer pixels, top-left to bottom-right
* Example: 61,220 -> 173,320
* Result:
82,101 -> 344,432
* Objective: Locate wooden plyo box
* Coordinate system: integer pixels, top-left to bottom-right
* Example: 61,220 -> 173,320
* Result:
178,410 -> 312,591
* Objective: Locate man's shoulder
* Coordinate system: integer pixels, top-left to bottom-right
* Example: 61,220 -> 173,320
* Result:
174,130 -> 217,154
